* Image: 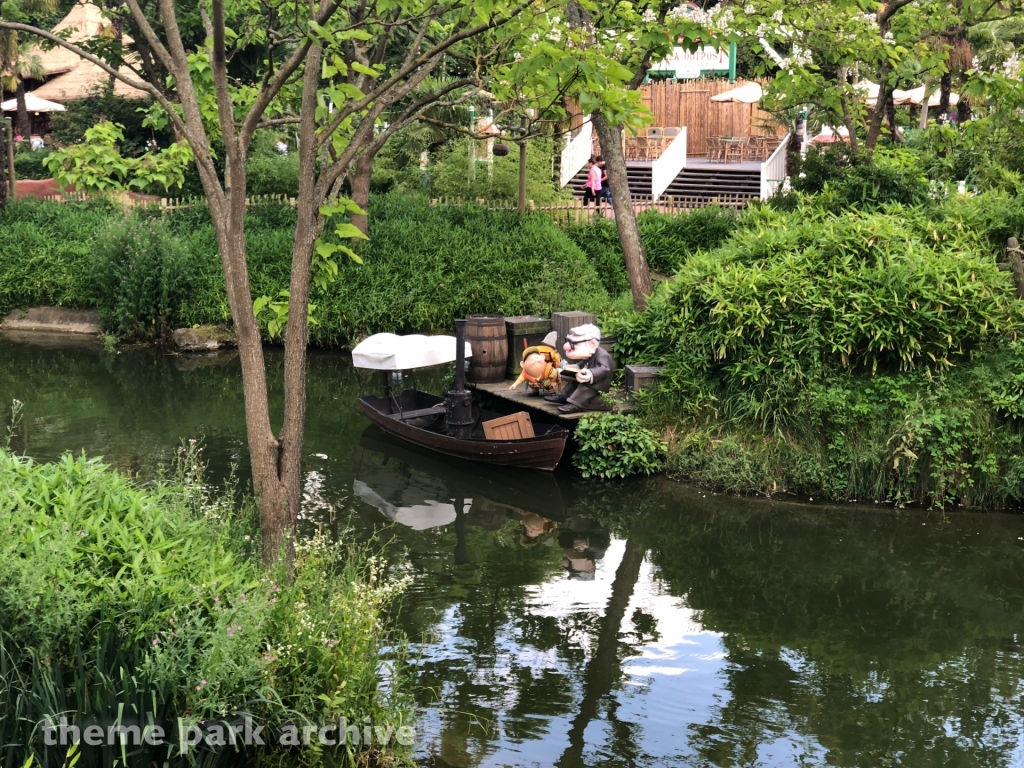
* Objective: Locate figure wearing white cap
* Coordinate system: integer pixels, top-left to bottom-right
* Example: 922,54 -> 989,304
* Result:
544,324 -> 614,414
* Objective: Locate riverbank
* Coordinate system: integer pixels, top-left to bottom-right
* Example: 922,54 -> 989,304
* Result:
0,444 -> 414,767
609,190 -> 1024,508
0,195 -> 611,345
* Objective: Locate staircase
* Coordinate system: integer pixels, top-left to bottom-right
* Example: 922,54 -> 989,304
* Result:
568,163 -> 761,207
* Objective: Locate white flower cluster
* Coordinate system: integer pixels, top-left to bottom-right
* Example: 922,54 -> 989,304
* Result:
712,6 -> 735,33
778,50 -> 812,70
1002,52 -> 1021,79
641,8 -> 657,23
744,4 -> 755,14
668,4 -> 712,25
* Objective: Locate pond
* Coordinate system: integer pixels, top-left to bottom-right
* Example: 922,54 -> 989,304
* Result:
3,331 -> 1024,768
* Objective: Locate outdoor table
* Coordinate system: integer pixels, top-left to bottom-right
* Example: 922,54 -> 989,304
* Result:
719,137 -> 746,162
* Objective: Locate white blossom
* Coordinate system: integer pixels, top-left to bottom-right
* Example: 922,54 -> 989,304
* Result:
641,8 -> 657,23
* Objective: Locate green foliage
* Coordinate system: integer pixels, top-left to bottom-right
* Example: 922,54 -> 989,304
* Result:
0,447 -> 413,767
0,195 -> 607,345
0,199 -> 116,316
13,147 -> 51,180
573,413 -> 666,479
88,216 -> 193,339
785,145 -> 930,209
563,206 -> 739,294
48,87 -> 167,158
427,137 -> 569,205
43,122 -> 193,193
246,152 -> 301,197
612,193 -> 1024,508
235,195 -> 608,345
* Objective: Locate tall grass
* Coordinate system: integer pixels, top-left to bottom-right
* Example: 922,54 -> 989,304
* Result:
0,446 -> 414,767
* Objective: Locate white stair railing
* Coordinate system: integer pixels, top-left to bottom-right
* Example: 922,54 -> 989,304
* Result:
651,128 -> 687,202
760,133 -> 790,199
559,119 -> 593,187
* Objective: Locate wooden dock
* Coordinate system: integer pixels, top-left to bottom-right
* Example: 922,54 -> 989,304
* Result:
468,380 -> 633,422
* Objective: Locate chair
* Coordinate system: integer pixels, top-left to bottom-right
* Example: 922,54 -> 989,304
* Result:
705,136 -> 719,161
663,127 -> 680,147
647,127 -> 664,159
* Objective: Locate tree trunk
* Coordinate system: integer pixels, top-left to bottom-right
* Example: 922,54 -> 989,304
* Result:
956,91 -> 971,125
349,148 -> 375,236
839,93 -> 860,156
557,536 -> 645,768
14,80 -> 30,139
864,63 -> 892,151
517,138 -> 527,214
938,69 -> 952,119
885,88 -> 899,140
0,120 -> 7,209
591,112 -> 652,311
274,41 -> 325,569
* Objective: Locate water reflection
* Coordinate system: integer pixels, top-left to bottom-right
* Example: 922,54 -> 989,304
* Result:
4,333 -> 1024,767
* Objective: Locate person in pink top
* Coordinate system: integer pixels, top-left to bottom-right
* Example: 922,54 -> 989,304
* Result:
582,156 -> 602,207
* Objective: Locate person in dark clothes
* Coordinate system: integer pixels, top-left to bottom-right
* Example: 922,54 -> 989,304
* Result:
597,157 -> 612,205
544,324 -> 614,414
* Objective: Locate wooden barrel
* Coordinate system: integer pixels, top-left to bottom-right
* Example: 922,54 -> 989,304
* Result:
465,315 -> 508,383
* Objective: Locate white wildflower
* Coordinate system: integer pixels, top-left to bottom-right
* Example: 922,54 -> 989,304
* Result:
641,8 -> 657,23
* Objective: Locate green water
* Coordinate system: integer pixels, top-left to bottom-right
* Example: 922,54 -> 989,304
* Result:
4,332 -> 1024,768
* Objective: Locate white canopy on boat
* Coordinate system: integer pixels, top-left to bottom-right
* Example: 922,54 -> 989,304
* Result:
351,332 -> 472,370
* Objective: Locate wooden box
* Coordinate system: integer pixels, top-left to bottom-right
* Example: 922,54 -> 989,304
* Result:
599,333 -> 619,369
552,311 -> 597,352
505,315 -> 552,376
625,365 -> 663,393
482,411 -> 536,441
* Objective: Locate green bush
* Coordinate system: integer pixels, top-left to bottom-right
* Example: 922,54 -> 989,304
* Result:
13,147 -> 51,179
246,151 -> 300,197
573,413 -> 667,479
617,200 -> 1022,424
0,199 -> 116,316
427,137 -> 569,205
89,216 -> 193,338
785,145 -> 930,209
0,448 -> 413,767
196,195 -> 609,345
48,87 -> 169,158
564,206 -> 739,288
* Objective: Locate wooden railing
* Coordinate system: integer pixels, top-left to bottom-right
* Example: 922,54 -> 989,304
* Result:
431,193 -> 750,224
759,133 -> 790,199
34,191 -> 298,210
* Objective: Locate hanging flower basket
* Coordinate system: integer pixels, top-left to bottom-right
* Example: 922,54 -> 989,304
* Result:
492,143 -> 510,156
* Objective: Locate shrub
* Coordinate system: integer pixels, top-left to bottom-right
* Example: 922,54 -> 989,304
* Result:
573,413 -> 666,479
246,151 -> 300,197
563,217 -> 631,296
88,216 -> 193,338
13,147 -> 51,179
616,200 -> 1023,427
787,145 -> 929,209
0,448 -> 413,768
427,137 -> 569,204
219,196 -> 609,345
0,199 -> 116,315
48,87 -> 169,158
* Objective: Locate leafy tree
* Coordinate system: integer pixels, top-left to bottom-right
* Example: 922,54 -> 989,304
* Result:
0,0 -> 541,569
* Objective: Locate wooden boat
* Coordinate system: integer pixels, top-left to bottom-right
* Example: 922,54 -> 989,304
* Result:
352,324 -> 569,471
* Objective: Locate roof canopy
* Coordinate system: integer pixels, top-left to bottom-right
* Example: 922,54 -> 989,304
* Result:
351,333 -> 472,371
0,93 -> 65,112
893,86 -> 959,107
26,2 -> 110,76
33,62 -> 148,101
710,82 -> 763,104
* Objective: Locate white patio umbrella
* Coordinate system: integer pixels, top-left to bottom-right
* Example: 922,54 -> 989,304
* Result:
854,80 -> 880,106
0,92 -> 66,112
710,82 -> 763,103
892,86 -> 959,107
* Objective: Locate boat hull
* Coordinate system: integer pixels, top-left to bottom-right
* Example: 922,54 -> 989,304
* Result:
359,393 -> 568,471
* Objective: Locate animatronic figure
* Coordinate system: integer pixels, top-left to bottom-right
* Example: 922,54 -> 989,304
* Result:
509,333 -> 562,397
544,323 -> 614,414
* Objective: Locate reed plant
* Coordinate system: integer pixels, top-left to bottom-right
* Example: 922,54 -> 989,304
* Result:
0,445 -> 414,767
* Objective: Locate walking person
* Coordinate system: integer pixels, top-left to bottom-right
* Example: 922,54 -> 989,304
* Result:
597,156 -> 612,206
582,156 -> 602,207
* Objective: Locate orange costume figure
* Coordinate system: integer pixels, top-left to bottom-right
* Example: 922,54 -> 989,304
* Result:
509,341 -> 562,397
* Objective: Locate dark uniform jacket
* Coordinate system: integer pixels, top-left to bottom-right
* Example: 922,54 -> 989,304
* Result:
570,346 -> 614,392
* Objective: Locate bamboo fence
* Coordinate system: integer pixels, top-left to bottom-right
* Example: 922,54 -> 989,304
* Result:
430,194 -> 749,224
569,78 -> 786,157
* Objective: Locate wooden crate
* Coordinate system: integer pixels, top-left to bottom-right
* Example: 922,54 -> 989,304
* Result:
625,365 -> 663,393
552,311 -> 597,352
482,412 -> 536,441
505,315 -> 552,376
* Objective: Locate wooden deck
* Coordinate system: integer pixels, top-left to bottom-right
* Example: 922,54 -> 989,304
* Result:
468,380 -> 633,422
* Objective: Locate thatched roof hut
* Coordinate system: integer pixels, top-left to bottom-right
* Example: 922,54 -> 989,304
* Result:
33,62 -> 148,101
26,2 -> 111,76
